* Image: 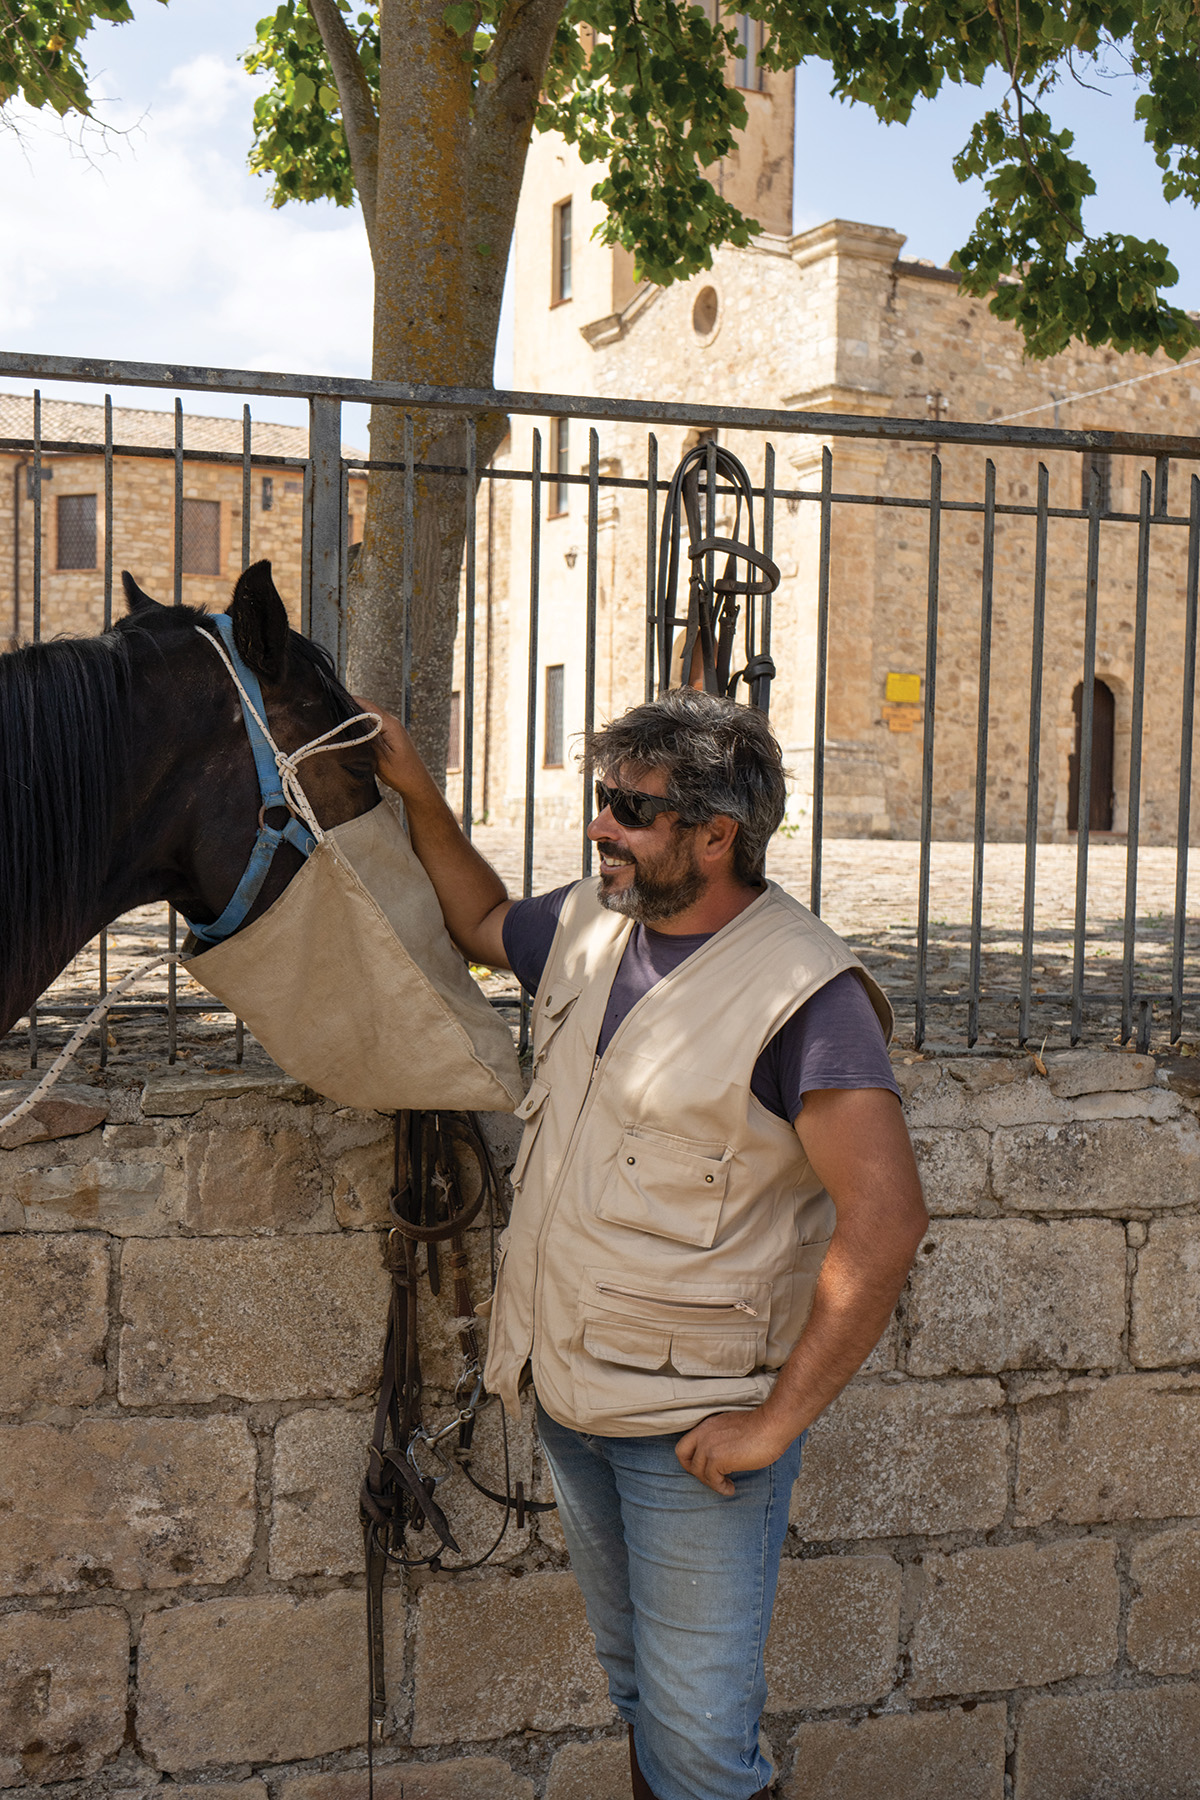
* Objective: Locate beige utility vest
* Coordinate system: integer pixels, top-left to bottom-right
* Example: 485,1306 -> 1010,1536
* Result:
484,878 -> 893,1435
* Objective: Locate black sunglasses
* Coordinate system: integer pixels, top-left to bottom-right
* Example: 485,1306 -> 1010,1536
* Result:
594,780 -> 678,831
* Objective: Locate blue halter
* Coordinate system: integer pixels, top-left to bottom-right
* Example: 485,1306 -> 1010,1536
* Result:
185,614 -> 317,949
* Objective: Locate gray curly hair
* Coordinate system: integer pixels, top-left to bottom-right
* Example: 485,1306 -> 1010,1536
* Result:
587,689 -> 788,884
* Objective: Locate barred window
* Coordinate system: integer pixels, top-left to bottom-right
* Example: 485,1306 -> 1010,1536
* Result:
182,499 -> 221,576
544,664 -> 565,767
551,418 -> 570,517
57,494 -> 96,570
734,14 -> 764,89
553,198 -> 573,304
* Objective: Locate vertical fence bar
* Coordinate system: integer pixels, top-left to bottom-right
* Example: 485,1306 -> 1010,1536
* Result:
705,437 -> 717,681
1019,465 -> 1049,1045
99,395 -> 115,1069
581,427 -> 600,875
1155,454 -> 1170,518
241,405 -> 252,571
103,395 -> 114,630
810,447 -> 833,917
463,418 -> 477,839
1071,472 -> 1103,1044
308,396 -> 343,667
644,433 -> 658,703
968,460 -> 996,1048
1122,471 -> 1152,1042
1171,475 -> 1200,1042
915,454 -> 942,1049
520,429 -> 543,1056
167,398 -> 185,1061
32,390 -> 42,643
757,443 -> 775,714
402,413 -> 415,730
173,398 -> 183,608
29,391 -> 41,1065
300,458 -> 313,638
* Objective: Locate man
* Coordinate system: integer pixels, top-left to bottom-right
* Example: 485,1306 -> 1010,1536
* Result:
369,689 -> 927,1800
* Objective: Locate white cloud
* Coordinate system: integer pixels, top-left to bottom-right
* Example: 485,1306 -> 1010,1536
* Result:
0,45 -> 374,424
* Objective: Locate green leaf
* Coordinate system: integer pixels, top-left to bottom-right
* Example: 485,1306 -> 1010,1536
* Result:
443,2 -> 475,38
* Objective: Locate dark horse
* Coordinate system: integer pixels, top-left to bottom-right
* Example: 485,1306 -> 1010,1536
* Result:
0,561 -> 381,1039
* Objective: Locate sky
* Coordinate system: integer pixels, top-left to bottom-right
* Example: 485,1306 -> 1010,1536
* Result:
0,0 -> 1195,436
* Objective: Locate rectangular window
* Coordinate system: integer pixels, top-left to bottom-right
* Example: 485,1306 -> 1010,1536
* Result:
447,690 -> 462,771
1082,451 -> 1112,514
261,476 -> 274,511
734,14 -> 763,89
56,493 -> 97,570
544,664 -> 565,768
551,418 -> 570,517
553,197 -> 573,304
182,498 -> 221,576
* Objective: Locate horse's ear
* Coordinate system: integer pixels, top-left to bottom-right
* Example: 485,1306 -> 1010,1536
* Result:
228,560 -> 290,683
121,572 -> 164,613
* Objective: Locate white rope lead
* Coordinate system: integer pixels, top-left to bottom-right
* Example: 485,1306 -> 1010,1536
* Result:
195,625 -> 382,843
0,952 -> 180,1134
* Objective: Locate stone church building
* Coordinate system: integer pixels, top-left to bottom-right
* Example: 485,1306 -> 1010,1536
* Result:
450,38 -> 1200,846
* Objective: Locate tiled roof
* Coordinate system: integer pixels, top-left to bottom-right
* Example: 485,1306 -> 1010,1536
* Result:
0,392 -> 365,460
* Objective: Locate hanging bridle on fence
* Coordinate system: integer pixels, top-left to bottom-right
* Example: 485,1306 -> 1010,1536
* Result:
360,1108 -> 555,1772
655,442 -> 781,711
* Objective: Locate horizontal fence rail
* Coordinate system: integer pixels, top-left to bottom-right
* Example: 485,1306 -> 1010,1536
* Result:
2,350 -> 1198,1065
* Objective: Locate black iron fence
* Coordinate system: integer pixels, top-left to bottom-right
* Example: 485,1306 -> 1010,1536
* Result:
1,349 -> 1197,1059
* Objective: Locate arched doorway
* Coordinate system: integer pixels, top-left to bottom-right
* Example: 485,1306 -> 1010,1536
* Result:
1068,678 -> 1116,832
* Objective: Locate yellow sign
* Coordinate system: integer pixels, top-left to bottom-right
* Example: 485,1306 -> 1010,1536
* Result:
886,672 -> 921,704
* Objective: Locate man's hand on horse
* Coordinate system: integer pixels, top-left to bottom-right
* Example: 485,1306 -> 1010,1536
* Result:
675,1407 -> 792,1497
354,699 -> 423,795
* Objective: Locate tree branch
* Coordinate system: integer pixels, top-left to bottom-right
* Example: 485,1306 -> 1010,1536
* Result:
306,0 -> 380,254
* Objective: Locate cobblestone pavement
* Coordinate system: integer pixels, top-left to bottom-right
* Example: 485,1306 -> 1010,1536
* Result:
4,831 -> 1197,1077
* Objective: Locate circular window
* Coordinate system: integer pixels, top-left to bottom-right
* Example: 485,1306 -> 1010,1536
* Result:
692,286 -> 719,336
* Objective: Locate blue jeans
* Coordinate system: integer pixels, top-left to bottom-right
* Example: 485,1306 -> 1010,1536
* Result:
536,1400 -> 801,1800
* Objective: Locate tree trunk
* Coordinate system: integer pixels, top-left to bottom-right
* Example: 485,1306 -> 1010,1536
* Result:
326,0 -> 564,786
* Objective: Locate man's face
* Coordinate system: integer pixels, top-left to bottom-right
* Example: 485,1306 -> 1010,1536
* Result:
587,764 -> 706,925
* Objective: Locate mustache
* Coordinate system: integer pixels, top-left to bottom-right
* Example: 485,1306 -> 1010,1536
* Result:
595,840 -> 636,867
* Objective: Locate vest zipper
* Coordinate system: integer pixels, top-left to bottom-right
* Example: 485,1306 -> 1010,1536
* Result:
595,1281 -> 759,1317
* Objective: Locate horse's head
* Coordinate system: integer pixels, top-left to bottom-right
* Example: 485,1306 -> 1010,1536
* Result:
0,561 -> 382,1033
114,560 -> 381,938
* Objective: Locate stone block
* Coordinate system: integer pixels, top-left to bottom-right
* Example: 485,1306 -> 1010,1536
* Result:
118,1233 -> 389,1403
910,1127 -> 990,1215
277,1760 -> 534,1800
906,1219 -> 1126,1375
1014,1687 -> 1200,1800
783,1704 -> 1007,1800
0,1083 -> 109,1149
1128,1526 -> 1200,1674
544,1738 -> 630,1800
169,1787 -> 267,1799
270,1408 -> 368,1578
1015,1375 -> 1200,1525
764,1555 -> 900,1710
412,1571 -> 610,1745
183,1124 -> 330,1232
16,1157 -> 176,1234
137,1588 -> 400,1770
0,1416 -> 255,1594
1132,1218 -> 1200,1366
314,1109 -> 393,1228
790,1380 -> 1008,1540
992,1115 -> 1200,1213
0,1234 -> 109,1413
0,1607 -> 128,1787
1045,1049 -> 1155,1097
141,1065 -> 310,1114
909,1538 -> 1118,1695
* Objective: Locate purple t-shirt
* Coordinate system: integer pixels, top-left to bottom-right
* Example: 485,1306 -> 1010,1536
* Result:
501,883 -> 900,1123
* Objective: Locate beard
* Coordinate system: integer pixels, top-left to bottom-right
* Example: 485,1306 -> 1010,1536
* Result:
596,834 -> 706,925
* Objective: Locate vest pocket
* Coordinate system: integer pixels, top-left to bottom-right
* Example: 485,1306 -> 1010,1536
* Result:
532,979 -> 581,1071
596,1128 -> 733,1247
509,1078 -> 550,1192
581,1269 -> 769,1379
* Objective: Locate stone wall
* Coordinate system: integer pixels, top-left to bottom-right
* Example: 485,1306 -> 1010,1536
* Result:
2,1046 -> 1200,1798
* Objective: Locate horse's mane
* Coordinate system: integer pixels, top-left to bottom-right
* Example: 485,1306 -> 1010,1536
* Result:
0,625 -> 140,1012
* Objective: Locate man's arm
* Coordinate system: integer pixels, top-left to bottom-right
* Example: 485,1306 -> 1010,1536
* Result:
676,1086 -> 927,1495
360,702 -> 513,968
